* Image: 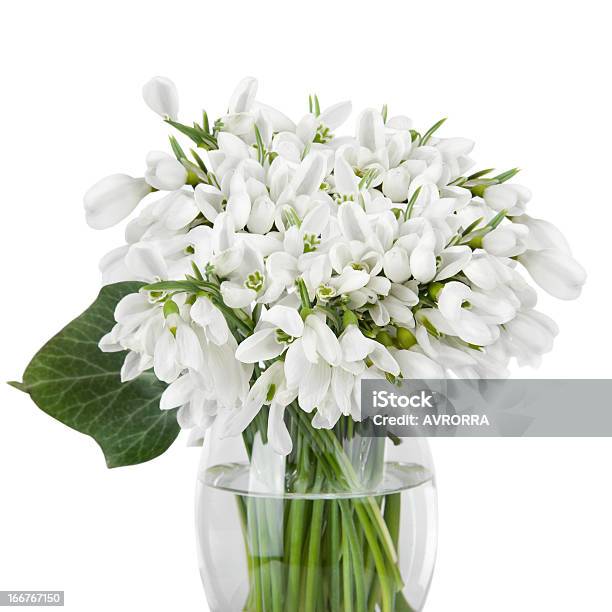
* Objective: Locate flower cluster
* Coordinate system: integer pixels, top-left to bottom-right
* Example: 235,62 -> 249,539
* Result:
90,76 -> 586,452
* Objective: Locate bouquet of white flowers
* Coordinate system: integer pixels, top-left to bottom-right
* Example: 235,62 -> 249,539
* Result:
13,76 -> 586,611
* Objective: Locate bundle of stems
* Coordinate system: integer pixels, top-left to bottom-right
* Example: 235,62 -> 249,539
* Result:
238,406 -> 415,612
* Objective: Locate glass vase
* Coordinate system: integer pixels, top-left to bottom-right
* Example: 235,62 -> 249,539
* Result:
195,406 -> 437,611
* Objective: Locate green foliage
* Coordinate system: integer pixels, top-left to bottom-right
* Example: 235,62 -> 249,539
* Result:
9,282 -> 179,468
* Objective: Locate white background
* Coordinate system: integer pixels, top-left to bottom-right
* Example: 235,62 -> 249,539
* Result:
1,1 -> 611,610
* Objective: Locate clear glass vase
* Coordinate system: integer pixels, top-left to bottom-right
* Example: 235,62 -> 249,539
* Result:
195,406 -> 437,612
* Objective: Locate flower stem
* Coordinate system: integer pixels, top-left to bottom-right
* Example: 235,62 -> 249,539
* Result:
303,470 -> 325,612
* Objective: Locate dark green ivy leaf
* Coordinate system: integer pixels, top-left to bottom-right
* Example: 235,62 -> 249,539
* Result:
10,282 -> 180,468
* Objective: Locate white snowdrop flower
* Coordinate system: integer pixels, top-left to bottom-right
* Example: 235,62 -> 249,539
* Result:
513,214 -> 572,253
160,370 -> 218,444
481,223 -> 529,257
519,248 -> 587,300
144,151 -> 187,191
357,108 -> 385,152
99,245 -> 131,284
414,325 -> 478,370
190,296 -> 229,346
393,349 -> 445,379
482,183 -> 531,215
153,311 -> 204,384
339,325 -> 399,376
438,281 -> 516,327
382,166 -> 411,202
84,174 -> 151,229
247,194 -> 275,234
228,76 -> 258,114
142,76 -> 179,120
221,361 -> 286,436
235,305 -> 306,363
502,310 -> 559,367
434,246 -> 472,281
125,242 -> 169,281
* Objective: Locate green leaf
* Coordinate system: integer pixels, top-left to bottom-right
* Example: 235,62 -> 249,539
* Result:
11,282 -> 179,468
420,117 -> 447,146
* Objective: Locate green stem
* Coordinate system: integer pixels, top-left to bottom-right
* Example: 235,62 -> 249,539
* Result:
342,520 -> 354,612
286,498 -> 307,610
304,472 -> 325,612
340,500 -> 367,612
330,501 -> 341,611
246,496 -> 264,612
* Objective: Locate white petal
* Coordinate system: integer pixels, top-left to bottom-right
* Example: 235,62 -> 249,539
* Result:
369,344 -> 400,376
306,315 -> 342,366
319,100 -> 352,130
120,351 -> 146,382
84,174 -> 151,230
410,244 -> 436,283
125,243 -> 168,280
519,249 -> 586,300
176,323 -> 203,371
228,76 -> 258,114
438,281 -> 471,321
261,305 -> 304,337
99,245 -> 131,284
194,184 -> 224,222
165,191 -> 199,230
332,268 -> 370,294
284,340 -> 310,388
154,328 -> 179,383
299,360 -> 331,412
334,156 -> 359,195
142,76 -> 178,119
218,131 -> 251,159
220,281 -> 257,308
268,403 -> 292,455
338,201 -> 371,242
235,328 -> 284,363
394,350 -> 444,379
435,246 -> 472,281
247,195 -> 275,234
291,153 -> 326,196
331,368 -> 354,415
340,325 -> 374,361
190,297 -> 229,345
160,373 -> 195,410
383,246 -> 411,283
357,108 -> 385,151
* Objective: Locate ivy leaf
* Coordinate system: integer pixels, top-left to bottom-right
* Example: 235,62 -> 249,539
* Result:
9,282 -> 179,468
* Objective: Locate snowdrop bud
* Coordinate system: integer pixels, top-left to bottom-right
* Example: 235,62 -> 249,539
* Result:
144,151 -> 187,191
84,174 -> 151,230
394,350 -> 445,379
163,299 -> 180,318
506,310 -> 558,356
318,101 -> 352,130
396,327 -> 417,349
482,224 -> 528,257
410,243 -> 436,283
247,195 -> 275,234
482,184 -> 531,214
383,246 -> 411,283
358,108 -> 385,151
513,214 -> 572,253
382,167 -> 411,202
228,77 -> 258,114
142,76 -> 179,120
519,248 -> 586,300
375,331 -> 394,347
